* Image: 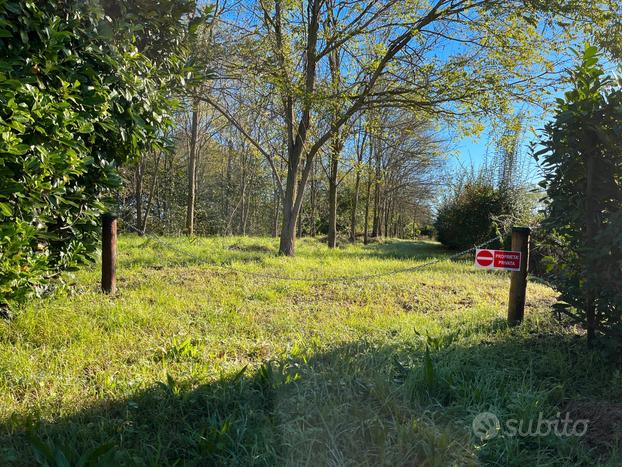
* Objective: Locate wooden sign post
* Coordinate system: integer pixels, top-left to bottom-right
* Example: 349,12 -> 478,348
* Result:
102,213 -> 117,294
507,227 -> 531,325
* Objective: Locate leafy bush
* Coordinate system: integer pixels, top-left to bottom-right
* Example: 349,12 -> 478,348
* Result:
536,45 -> 622,341
0,1 -> 174,306
435,182 -> 534,251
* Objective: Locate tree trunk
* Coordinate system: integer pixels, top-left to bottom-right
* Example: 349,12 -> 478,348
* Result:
141,152 -> 161,234
163,153 -> 171,231
327,141 -> 339,248
134,160 -> 144,234
272,159 -> 282,238
326,18 -> 341,249
239,153 -> 247,235
383,196 -> 390,238
224,142 -> 234,235
310,159 -> 317,237
371,143 -> 381,237
364,178 -> 372,245
276,0 -> 320,255
279,207 -> 297,256
350,173 -> 360,243
185,100 -> 199,236
375,192 -> 383,237
363,138 -> 373,245
413,205 -> 420,239
350,139 -> 364,242
585,148 -> 597,344
327,176 -> 337,247
272,183 -> 280,238
278,156 -> 300,255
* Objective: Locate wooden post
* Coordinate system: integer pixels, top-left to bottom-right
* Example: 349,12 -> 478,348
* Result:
508,226 -> 531,325
102,214 -> 117,294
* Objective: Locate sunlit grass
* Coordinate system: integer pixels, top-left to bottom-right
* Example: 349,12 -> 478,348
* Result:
0,235 -> 619,465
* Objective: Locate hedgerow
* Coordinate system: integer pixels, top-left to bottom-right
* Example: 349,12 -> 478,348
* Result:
434,182 -> 534,251
0,1 -> 174,306
536,46 -> 622,341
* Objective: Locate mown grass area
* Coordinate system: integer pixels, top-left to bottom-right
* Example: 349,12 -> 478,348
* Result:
1,235 -> 621,465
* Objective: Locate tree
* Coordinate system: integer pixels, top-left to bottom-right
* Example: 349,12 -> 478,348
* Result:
186,99 -> 200,235
492,114 -> 526,190
184,5 -> 219,235
435,180 -> 536,251
100,0 -> 213,236
350,122 -> 368,242
202,0 -> 621,255
362,108 -> 444,240
0,0 -> 178,306
536,45 -> 622,343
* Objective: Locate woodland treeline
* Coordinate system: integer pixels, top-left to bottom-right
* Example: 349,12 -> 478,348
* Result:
3,0 -> 622,307
115,0 -> 622,256
121,105 -> 443,241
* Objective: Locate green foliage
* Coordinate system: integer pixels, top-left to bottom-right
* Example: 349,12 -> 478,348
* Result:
26,433 -> 114,467
536,45 -> 622,336
0,1 -> 175,306
434,182 -> 534,250
100,0 -> 197,62
156,337 -> 202,362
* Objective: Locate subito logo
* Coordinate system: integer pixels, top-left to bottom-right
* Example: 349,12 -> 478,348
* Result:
472,412 -> 500,440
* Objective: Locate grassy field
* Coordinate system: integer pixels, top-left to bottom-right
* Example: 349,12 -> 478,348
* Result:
0,235 -> 621,466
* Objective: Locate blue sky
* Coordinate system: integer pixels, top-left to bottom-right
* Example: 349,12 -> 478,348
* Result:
447,54 -> 620,187
448,125 -> 543,185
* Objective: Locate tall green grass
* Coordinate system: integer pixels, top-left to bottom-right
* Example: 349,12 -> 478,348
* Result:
0,235 -> 619,465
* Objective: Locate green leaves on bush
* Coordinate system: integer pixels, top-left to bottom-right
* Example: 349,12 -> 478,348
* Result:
0,1 -> 176,306
536,45 -> 622,340
434,182 -> 534,251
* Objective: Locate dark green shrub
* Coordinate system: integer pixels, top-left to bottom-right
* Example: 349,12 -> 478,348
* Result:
435,182 -> 534,251
536,45 -> 622,342
419,225 -> 435,237
0,1 -> 175,306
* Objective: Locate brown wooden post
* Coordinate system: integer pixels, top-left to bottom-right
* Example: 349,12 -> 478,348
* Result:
508,226 -> 531,325
102,214 -> 117,294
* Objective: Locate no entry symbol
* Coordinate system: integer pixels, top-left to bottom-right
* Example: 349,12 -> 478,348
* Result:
476,249 -> 494,267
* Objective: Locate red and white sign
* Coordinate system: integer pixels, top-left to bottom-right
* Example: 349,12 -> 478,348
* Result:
475,249 -> 521,272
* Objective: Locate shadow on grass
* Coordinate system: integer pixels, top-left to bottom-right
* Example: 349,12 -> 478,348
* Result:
2,330 -> 621,466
